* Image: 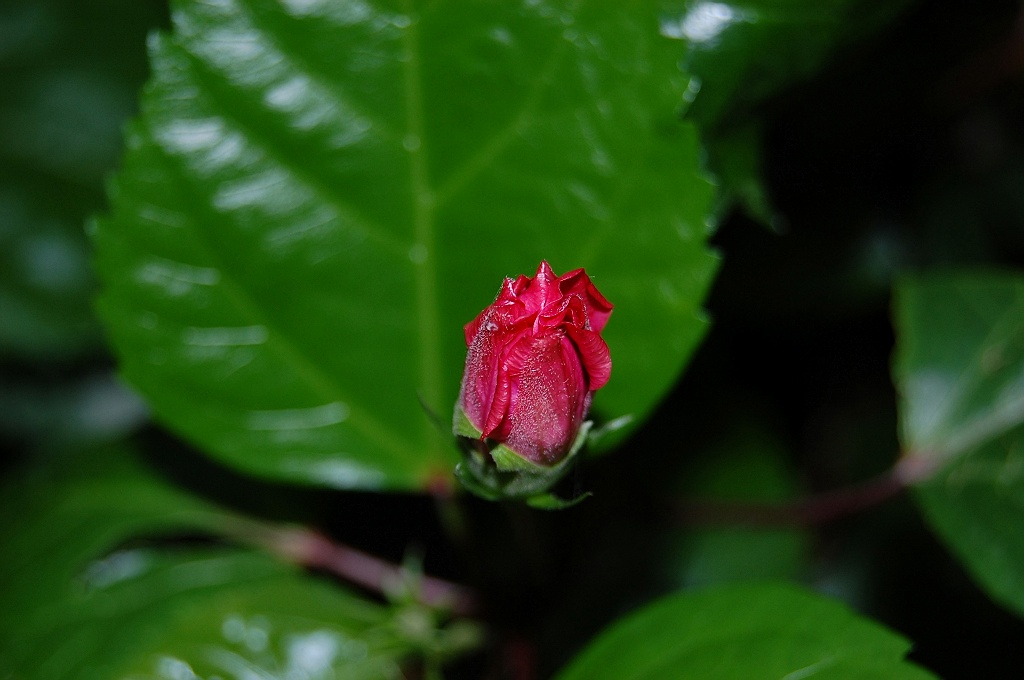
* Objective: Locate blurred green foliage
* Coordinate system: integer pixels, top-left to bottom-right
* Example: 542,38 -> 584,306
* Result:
895,272 -> 1024,618
0,0 -> 159,451
0,445 -> 418,678
0,0 -> 165,359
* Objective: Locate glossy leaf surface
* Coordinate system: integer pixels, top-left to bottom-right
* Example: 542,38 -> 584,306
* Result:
3,548 -> 407,680
0,446 -> 411,678
554,582 -> 936,680
894,271 -> 1024,616
94,0 -> 718,490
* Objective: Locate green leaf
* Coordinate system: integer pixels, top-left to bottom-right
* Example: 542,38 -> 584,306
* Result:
0,444 -> 235,626
0,446 -> 414,678
0,0 -> 162,360
894,272 -> 1024,461
554,582 -> 936,680
5,548 -> 409,680
93,0 -> 718,491
893,271 -> 1024,617
702,121 -> 780,228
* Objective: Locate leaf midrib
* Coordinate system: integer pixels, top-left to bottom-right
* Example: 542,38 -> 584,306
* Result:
400,0 -> 445,456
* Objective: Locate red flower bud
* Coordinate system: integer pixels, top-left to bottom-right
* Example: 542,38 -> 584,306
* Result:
456,261 -> 613,466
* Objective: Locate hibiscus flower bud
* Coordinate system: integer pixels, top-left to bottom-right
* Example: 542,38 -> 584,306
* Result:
454,261 -> 613,469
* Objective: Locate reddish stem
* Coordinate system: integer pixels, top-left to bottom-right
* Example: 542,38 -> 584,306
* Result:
245,524 -> 479,616
675,454 -> 938,528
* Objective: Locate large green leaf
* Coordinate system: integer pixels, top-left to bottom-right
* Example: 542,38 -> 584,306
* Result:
94,0 -> 718,491
0,446 -> 414,678
554,582 -> 936,680
893,271 -> 1024,616
0,0 -> 163,360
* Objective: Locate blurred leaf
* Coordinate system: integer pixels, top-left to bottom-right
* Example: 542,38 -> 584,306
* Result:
554,582 -> 936,680
665,427 -> 810,587
662,0 -> 915,130
894,272 -> 1024,460
0,443 -> 235,623
0,0 -> 164,360
0,180 -> 99,359
94,0 -> 719,491
0,372 -> 147,445
703,121 -> 780,228
657,0 -> 914,223
0,445 -> 414,678
894,271 -> 1024,617
3,548 -> 409,680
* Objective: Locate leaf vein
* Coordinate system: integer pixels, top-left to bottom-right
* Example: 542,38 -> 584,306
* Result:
400,0 -> 445,453
141,120 -> 421,467
180,37 -> 412,259
433,5 -> 579,209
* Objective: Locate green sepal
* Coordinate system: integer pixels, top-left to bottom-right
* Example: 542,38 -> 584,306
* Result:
453,459 -> 503,501
586,414 -> 635,454
490,443 -> 555,474
453,404 -> 592,504
527,491 -> 594,511
453,404 -> 482,440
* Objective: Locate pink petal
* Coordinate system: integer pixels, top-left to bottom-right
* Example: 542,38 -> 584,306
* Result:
503,334 -> 585,463
557,268 -> 613,331
567,326 -> 612,390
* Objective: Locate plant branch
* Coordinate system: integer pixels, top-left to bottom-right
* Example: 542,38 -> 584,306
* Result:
230,521 -> 479,617
674,453 -> 939,528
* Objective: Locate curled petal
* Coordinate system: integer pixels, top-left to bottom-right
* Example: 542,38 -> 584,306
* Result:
557,268 -> 613,332
455,261 -> 614,466
567,327 -> 612,390
502,334 -> 586,463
